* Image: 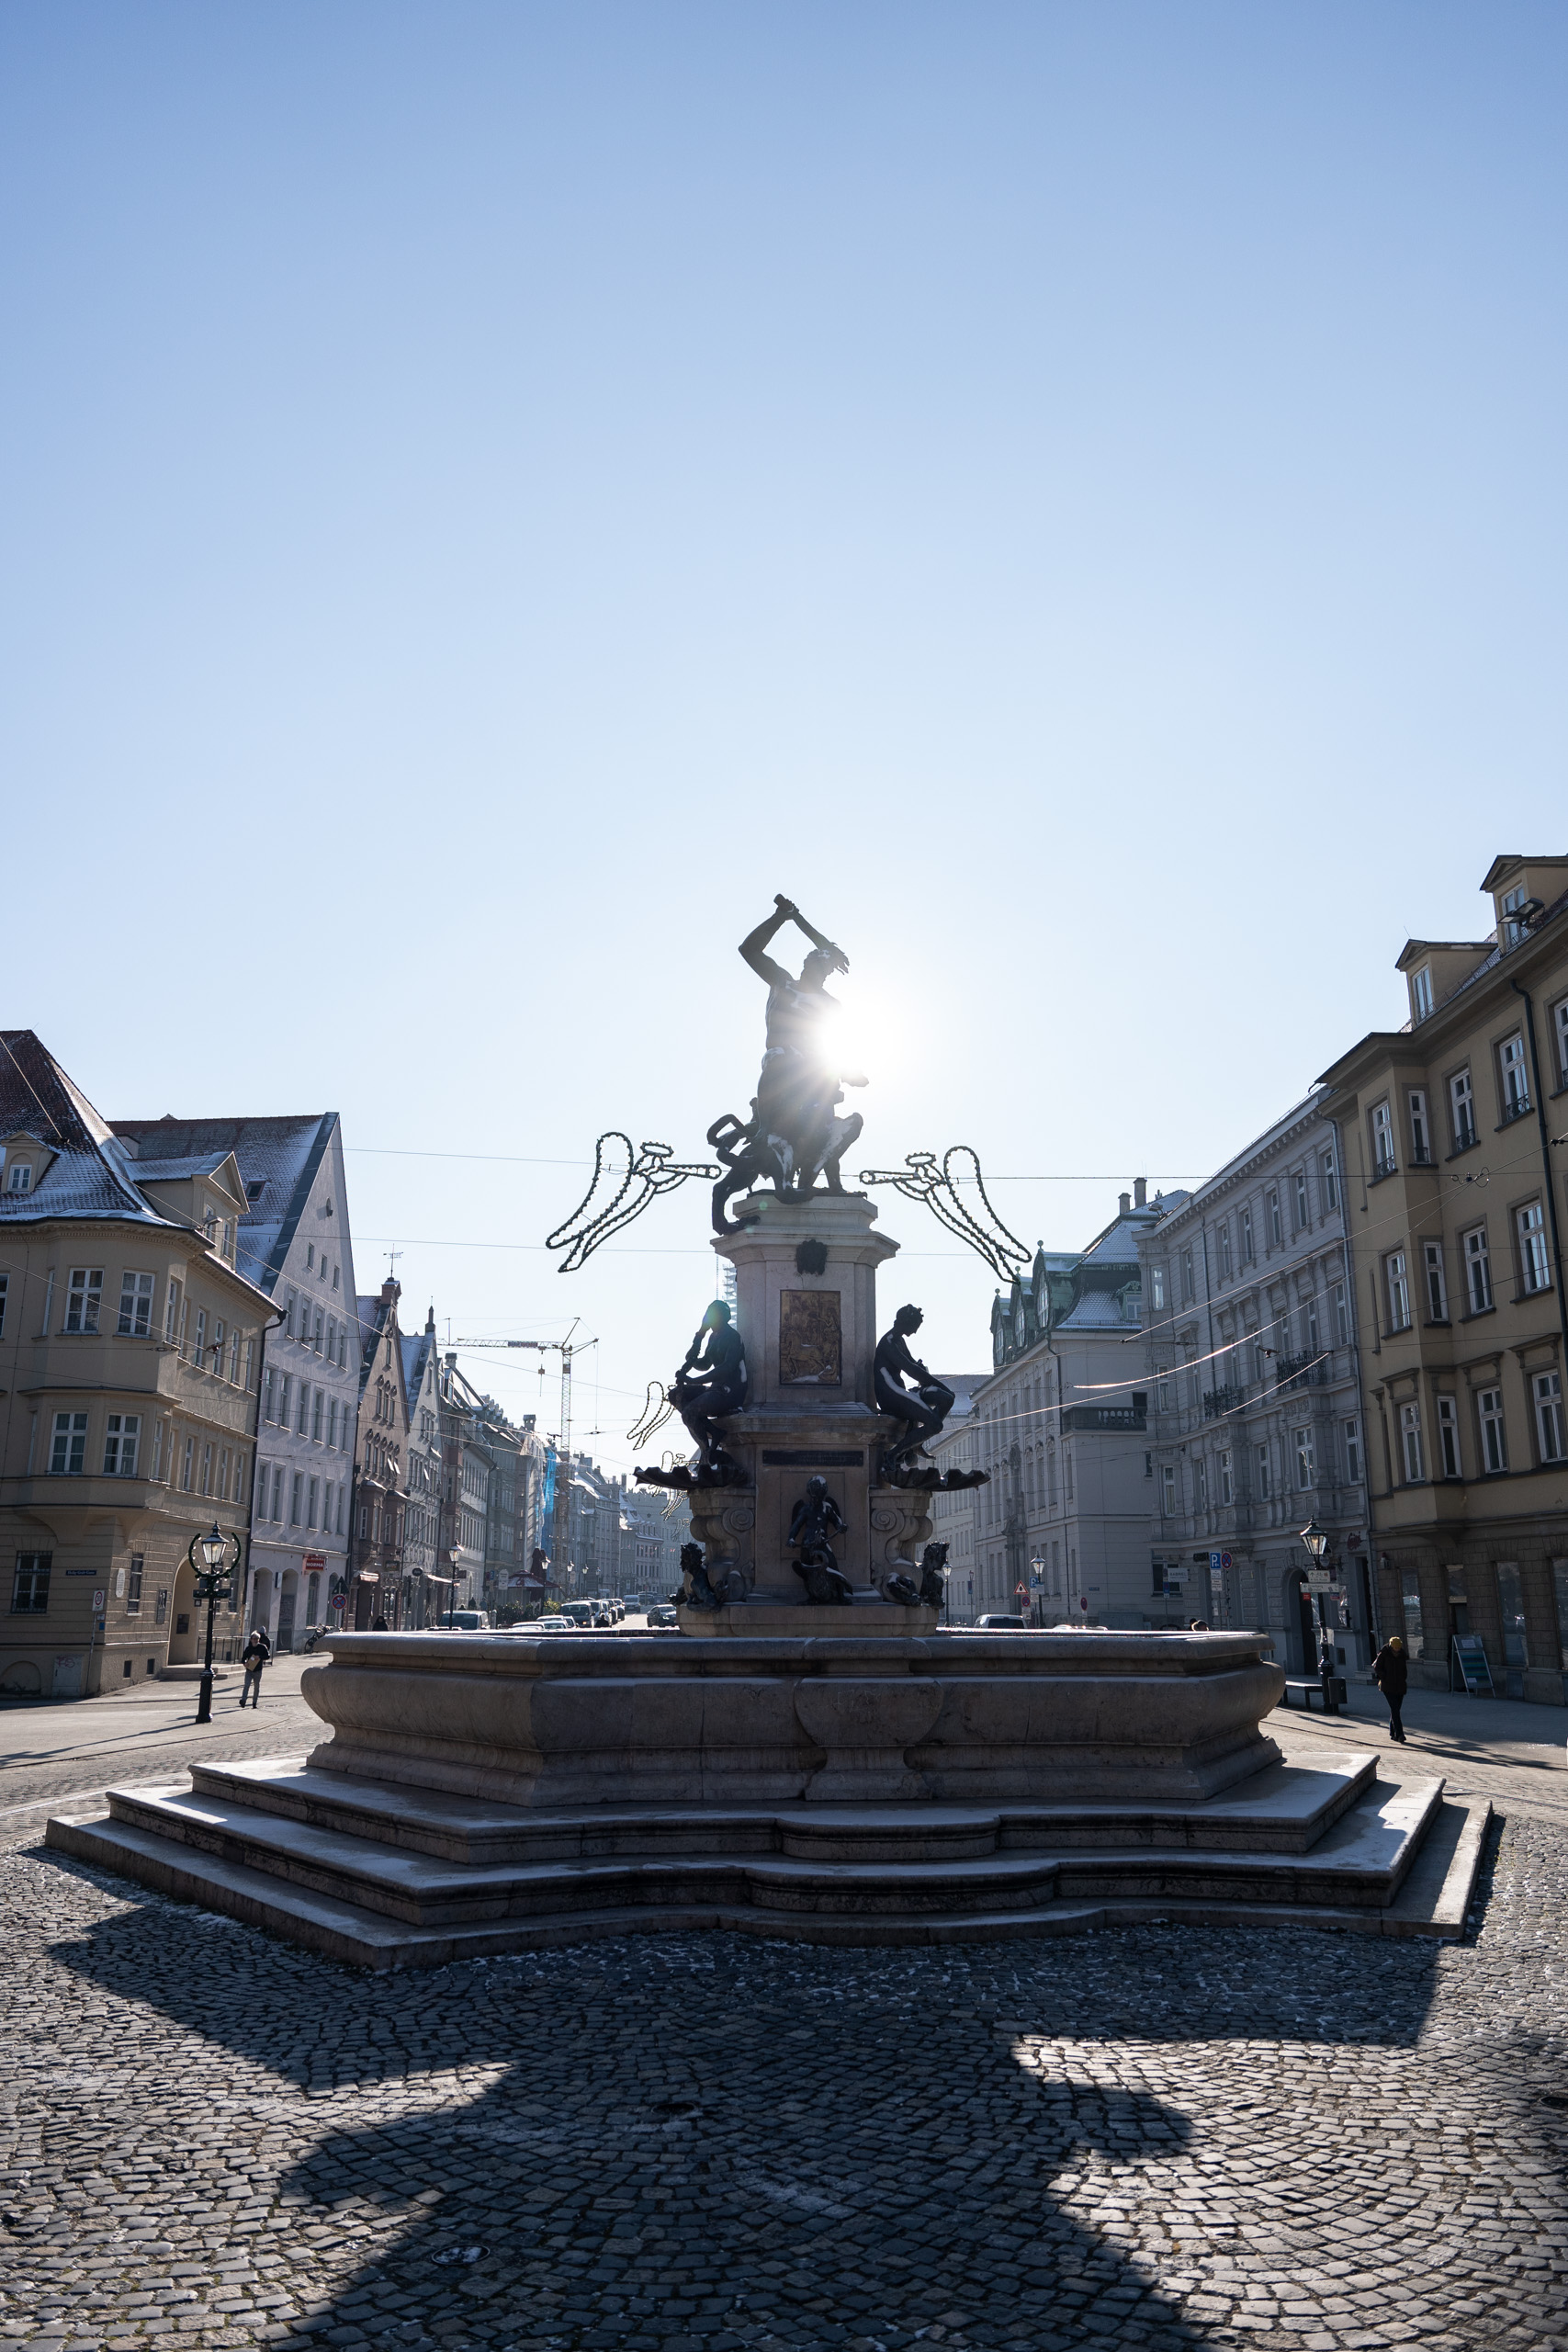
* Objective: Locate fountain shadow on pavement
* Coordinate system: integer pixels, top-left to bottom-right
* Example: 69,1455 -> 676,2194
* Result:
48,1870 -> 1452,2351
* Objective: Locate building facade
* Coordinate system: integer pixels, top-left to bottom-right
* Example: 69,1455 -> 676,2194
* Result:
1138,1097 -> 1371,1674
621,1483 -> 693,1601
400,1307 -> 444,1629
1320,852 -> 1568,1703
931,1184 -> 1168,1625
112,1111 -> 362,1654
1,1035 -> 268,1695
353,1277 -> 411,1628
437,1353 -> 490,1616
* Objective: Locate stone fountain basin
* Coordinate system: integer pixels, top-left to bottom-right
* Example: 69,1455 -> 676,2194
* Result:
299,1630 -> 1283,1809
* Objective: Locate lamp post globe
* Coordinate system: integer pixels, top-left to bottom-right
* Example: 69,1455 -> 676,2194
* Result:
188,1521 -> 240,1726
1030,1555 -> 1045,1626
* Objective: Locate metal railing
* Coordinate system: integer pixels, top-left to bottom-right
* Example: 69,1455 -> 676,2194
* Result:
1202,1384 -> 1245,1419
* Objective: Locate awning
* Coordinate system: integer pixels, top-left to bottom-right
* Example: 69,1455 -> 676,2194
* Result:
353,1571 -> 380,1587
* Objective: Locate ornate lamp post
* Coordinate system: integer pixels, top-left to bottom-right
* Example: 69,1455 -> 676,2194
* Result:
1030,1554 -> 1046,1627
1298,1519 -> 1338,1711
189,1522 -> 241,1726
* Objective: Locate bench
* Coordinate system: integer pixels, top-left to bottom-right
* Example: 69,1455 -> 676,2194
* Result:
1280,1676 -> 1348,1713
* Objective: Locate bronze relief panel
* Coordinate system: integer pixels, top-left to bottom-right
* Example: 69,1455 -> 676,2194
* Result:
779,1289 -> 842,1385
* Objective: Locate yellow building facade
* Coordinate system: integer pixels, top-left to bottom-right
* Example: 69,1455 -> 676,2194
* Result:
1320,855 -> 1568,1703
0,1034 -> 270,1697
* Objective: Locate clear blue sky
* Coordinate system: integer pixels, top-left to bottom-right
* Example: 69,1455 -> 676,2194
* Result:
4,4 -> 1565,1470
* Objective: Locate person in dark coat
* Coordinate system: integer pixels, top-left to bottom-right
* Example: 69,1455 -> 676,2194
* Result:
1372,1634 -> 1408,1742
1318,1631 -> 1340,1713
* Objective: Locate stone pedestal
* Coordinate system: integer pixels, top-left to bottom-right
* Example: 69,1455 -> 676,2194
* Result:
679,1191 -> 941,1627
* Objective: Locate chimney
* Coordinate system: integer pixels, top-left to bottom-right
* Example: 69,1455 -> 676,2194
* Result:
445,1351 -> 457,1369
1134,1176 -> 1147,1208
1119,1192 -> 1131,1216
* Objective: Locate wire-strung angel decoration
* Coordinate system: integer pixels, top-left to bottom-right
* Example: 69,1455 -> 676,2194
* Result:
546,1134 -> 719,1273
857,1147 -> 1032,1283
626,1380 -> 676,1452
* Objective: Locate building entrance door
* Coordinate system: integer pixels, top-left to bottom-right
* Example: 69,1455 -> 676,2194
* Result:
1287,1569 -> 1314,1675
276,1581 -> 297,1652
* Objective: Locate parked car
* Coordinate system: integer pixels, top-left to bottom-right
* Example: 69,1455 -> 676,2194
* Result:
645,1603 -> 680,1629
973,1613 -> 1027,1630
560,1602 -> 598,1629
531,1615 -> 572,1633
437,1608 -> 491,1631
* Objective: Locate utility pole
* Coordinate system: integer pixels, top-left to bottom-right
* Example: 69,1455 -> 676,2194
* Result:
454,1323 -> 597,1594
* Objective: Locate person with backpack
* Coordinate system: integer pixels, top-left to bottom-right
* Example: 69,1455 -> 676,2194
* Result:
239,1625 -> 271,1710
1372,1633 -> 1408,1743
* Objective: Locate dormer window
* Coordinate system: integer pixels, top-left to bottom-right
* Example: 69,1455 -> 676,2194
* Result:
1410,966 -> 1433,1023
6,1160 -> 32,1193
1499,884 -> 1530,951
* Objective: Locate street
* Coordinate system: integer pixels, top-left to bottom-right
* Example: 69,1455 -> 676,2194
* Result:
3,1672 -> 1566,2352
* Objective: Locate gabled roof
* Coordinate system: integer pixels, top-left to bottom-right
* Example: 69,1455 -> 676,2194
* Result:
400,1322 -> 438,1404
111,1112 -> 340,1296
0,1031 -> 184,1232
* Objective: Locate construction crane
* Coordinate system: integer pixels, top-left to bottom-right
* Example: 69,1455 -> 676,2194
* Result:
453,1322 -> 597,1589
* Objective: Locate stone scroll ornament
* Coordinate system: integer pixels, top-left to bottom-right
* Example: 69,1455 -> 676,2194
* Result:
872,1305 -> 991,1493
634,1303 -> 750,1494
787,1476 -> 853,1606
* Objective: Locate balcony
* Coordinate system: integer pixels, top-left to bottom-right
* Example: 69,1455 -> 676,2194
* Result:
1498,1095 -> 1533,1128
1061,1404 -> 1146,1433
1276,1354 -> 1327,1390
1202,1385 -> 1245,1420
1371,1154 -> 1398,1182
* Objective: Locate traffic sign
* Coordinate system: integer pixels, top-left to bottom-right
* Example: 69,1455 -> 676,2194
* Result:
93,1589 -> 105,1611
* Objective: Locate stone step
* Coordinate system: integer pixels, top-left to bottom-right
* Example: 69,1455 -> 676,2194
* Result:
61,1760 -> 1445,1940
43,1792 -> 1491,1971
186,1748 -> 1377,1866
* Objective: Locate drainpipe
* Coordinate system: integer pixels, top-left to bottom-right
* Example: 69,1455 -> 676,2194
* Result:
1509,976 -> 1568,1370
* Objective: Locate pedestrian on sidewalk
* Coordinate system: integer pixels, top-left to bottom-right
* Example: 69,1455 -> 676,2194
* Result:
239,1626 -> 271,1710
1372,1633 -> 1407,1743
1318,1630 -> 1340,1714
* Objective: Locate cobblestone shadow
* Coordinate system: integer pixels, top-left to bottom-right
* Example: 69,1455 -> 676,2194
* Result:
42,1871 -> 1457,2352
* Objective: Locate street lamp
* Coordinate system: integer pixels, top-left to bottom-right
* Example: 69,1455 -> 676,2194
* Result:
188,1522 -> 240,1726
1298,1519 -> 1329,1567
1030,1555 -> 1045,1627
1298,1519 -> 1339,1710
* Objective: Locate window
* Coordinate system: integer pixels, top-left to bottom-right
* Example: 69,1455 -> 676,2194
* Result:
102,1414 -> 140,1476
1156,1376 -> 1170,1412
1293,1170 -> 1309,1230
1498,1032 -> 1529,1120
1408,1091 -> 1431,1165
1194,1456 -> 1208,1508
1333,1282 -> 1349,1345
1437,1395 -> 1461,1479
312,1389 -> 324,1442
1463,1227 -> 1493,1314
64,1267 -> 103,1334
6,1159 -> 33,1193
211,1317 -> 224,1373
1306,1297 -> 1320,1353
1343,1417 -> 1362,1485
1217,1224 -> 1232,1280
200,1442 -> 212,1496
1240,1206 -> 1254,1264
1370,1103 -> 1395,1180
243,1339 -> 254,1391
126,1554 -> 143,1615
1450,1069 -> 1476,1151
1320,1147 -> 1338,1211
337,1487 -> 346,1536
1399,1402 -> 1424,1484
1181,1248 -> 1194,1303
1385,1250 -> 1411,1332
11,1553 -> 50,1612
0,1270 -> 6,1340
285,1290 -> 297,1338
1401,1566 -> 1425,1659
291,1472 -> 304,1526
164,1277 -> 181,1341
328,1397 -> 339,1449
306,1243 -> 315,1272
117,1271 -> 154,1337
278,1374 -> 291,1430
193,1308 -> 206,1369
1293,1425 -> 1315,1490
298,1382 -> 310,1436
50,1412 -> 88,1475
314,1308 -> 324,1353
1555,995 -> 1568,1089
333,1262 -> 341,1291
1150,1266 -> 1166,1310
1423,1240 -> 1448,1322
1478,1387 -> 1507,1474
180,1435 -> 194,1492
308,1476 -> 319,1529
1268,1188 -> 1282,1247
1218,1450 -> 1234,1505
264,1366 -> 276,1422
1411,965 -> 1434,1022
1256,1442 -> 1271,1500
229,1329 -> 241,1382
1536,1370 -> 1565,1464
1518,1202 -> 1550,1295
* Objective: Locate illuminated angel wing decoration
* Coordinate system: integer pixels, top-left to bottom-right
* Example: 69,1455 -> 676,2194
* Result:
626,1381 -> 676,1451
858,1146 -> 1032,1283
547,1133 -> 720,1272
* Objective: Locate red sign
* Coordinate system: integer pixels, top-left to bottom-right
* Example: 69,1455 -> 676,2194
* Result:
303,1553 -> 327,1572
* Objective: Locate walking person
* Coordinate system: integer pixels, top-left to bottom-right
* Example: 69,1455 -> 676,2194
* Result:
239,1625 -> 271,1710
1372,1632 -> 1408,1744
1318,1630 -> 1340,1715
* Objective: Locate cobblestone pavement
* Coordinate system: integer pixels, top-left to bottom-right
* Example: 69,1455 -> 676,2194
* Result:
3,1807 -> 1566,2352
